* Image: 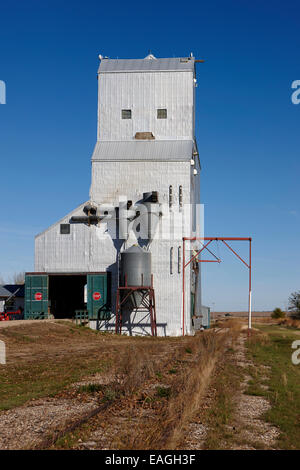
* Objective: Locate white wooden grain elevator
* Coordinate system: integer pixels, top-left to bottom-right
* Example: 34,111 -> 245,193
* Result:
32,54 -> 204,336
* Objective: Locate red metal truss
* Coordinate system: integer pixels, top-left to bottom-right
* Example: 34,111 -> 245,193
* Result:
182,237 -> 252,336
115,275 -> 157,336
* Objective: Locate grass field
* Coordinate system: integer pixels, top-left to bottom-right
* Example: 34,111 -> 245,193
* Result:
0,319 -> 299,450
0,320 -> 229,450
246,323 -> 300,450
0,322 -> 114,410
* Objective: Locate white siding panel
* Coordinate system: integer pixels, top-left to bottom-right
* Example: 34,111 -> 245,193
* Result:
90,161 -> 190,206
35,160 -> 195,335
98,72 -> 194,141
34,56 -> 200,337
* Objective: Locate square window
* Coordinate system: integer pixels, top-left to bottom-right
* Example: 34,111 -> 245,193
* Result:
122,109 -> 132,119
60,224 -> 70,235
157,108 -> 167,119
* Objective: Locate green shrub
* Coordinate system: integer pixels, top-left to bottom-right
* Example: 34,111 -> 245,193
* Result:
155,386 -> 171,398
271,308 -> 285,319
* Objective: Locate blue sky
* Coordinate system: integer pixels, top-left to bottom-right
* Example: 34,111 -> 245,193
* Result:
0,0 -> 299,310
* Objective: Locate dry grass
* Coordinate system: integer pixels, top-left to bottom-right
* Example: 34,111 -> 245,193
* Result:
0,321 -> 177,411
247,329 -> 271,347
278,318 -> 300,329
117,344 -> 158,396
251,317 -> 277,324
157,334 -> 221,450
0,320 -> 239,450
213,318 -> 245,330
111,331 -> 229,450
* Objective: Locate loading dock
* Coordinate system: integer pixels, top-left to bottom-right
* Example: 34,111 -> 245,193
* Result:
49,274 -> 86,319
25,272 -> 111,320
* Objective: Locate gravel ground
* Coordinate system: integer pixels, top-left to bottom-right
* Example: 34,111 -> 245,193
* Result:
229,335 -> 279,449
183,332 -> 279,450
0,396 -> 99,450
0,319 -> 72,329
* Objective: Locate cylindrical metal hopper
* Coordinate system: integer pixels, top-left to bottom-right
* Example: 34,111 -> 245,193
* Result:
120,245 -> 151,287
120,246 -> 152,308
142,192 -> 160,241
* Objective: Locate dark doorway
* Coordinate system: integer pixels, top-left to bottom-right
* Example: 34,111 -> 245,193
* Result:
48,274 -> 86,319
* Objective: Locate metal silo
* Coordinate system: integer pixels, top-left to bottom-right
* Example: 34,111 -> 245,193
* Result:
120,245 -> 151,287
120,245 -> 152,309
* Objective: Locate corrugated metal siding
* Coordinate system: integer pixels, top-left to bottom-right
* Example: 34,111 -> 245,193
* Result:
35,201 -> 89,237
90,161 -> 191,204
200,306 -> 210,328
35,160 -> 194,336
0,286 -> 11,298
34,55 -> 200,337
25,275 -> 48,317
97,71 -> 194,141
87,273 -> 110,319
91,140 -> 194,161
98,57 -> 195,73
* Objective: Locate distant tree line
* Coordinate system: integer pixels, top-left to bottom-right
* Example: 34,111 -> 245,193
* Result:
288,290 -> 300,319
272,290 -> 300,319
0,272 -> 25,285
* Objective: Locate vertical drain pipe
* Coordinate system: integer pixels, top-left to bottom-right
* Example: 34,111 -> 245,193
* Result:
169,185 -> 173,209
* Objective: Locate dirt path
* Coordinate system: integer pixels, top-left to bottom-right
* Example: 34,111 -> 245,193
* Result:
0,319 -> 71,329
183,331 -> 279,450
228,334 -> 279,449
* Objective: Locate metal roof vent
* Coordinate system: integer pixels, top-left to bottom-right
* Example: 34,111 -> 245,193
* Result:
144,53 -> 157,60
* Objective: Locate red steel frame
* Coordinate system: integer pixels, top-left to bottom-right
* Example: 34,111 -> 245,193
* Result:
115,274 -> 157,336
182,237 -> 252,336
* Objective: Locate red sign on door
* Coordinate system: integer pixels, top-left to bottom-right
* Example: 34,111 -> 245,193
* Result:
35,292 -> 43,301
93,292 -> 101,301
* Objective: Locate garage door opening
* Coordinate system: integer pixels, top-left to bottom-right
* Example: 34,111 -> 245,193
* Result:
49,274 -> 87,319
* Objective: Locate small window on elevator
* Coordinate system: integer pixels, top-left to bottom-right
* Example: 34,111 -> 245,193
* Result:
122,109 -> 132,119
157,108 -> 167,119
60,224 -> 70,235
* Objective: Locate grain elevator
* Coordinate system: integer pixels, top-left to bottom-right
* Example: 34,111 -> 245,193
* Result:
26,54 -> 204,336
